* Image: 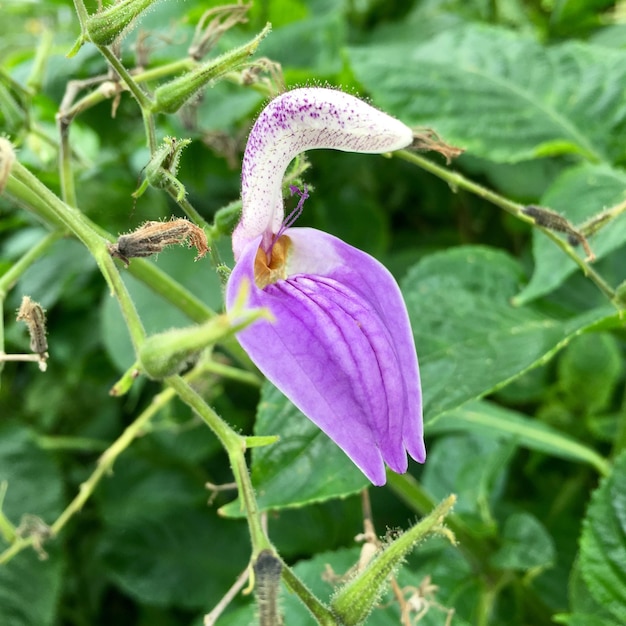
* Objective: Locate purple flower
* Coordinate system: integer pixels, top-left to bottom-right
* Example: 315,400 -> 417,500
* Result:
226,88 -> 425,485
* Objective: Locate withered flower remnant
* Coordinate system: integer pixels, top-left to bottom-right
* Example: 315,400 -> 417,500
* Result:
109,218 -> 209,266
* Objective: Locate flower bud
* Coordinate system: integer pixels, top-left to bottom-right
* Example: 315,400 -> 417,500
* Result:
85,0 -> 161,46
139,304 -> 272,379
213,200 -> 242,236
330,495 -> 456,625
133,137 -> 191,201
152,23 -> 271,114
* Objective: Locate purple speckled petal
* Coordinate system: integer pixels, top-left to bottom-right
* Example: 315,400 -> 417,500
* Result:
232,88 -> 413,260
226,228 -> 424,486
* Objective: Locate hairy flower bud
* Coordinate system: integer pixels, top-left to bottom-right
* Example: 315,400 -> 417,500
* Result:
152,23 -> 270,114
139,301 -> 272,379
331,496 -> 456,625
213,200 -> 242,237
133,137 -> 192,201
85,0 -> 161,45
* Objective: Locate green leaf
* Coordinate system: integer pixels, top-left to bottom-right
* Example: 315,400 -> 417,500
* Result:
557,332 -> 624,415
94,447 -> 207,524
254,5 -> 347,76
401,246 -> 619,421
220,381 -> 368,517
514,163 -> 626,304
428,400 -> 610,475
490,512 -> 555,571
348,24 -> 626,163
579,451 -> 626,623
0,424 -> 65,626
421,433 -> 509,519
0,423 -> 64,525
12,238 -> 97,310
95,445 -> 248,610
0,549 -> 64,626
556,562 -> 622,626
99,510 -> 249,610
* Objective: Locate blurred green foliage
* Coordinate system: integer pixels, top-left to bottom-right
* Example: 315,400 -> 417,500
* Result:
1,1 -> 626,625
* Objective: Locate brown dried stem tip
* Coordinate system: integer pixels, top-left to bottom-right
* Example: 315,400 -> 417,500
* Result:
108,218 -> 209,266
16,296 -> 49,371
522,205 -> 595,261
410,128 -> 464,164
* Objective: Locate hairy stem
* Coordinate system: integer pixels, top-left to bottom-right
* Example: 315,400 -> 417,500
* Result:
396,150 -> 619,305
6,162 -> 146,351
165,375 -> 272,555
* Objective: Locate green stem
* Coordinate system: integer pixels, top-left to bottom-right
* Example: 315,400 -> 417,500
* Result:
165,375 -> 271,555
71,0 -> 90,28
58,59 -> 196,128
125,256 -> 251,367
96,45 -> 156,151
5,168 -> 249,365
395,150 -> 618,305
6,162 -> 146,351
4,177 -> 66,229
198,359 -> 262,387
0,482 -> 16,544
280,563 -> 337,625
26,28 -> 53,93
171,191 -> 211,230
95,46 -> 152,110
135,58 -> 196,84
58,119 -> 77,207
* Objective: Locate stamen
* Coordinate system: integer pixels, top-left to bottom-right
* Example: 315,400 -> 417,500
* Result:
284,185 -> 309,230
267,184 -> 309,259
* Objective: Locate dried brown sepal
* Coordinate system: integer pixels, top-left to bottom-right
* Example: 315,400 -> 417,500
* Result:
108,218 -> 209,266
522,205 -> 595,261
16,296 -> 49,358
410,128 -> 464,164
188,3 -> 251,61
238,57 -> 285,95
16,514 -> 52,560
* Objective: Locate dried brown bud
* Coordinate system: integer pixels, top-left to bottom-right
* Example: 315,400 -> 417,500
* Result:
108,218 -> 209,266
253,550 -> 283,626
188,3 -> 251,61
522,205 -> 595,261
410,128 -> 464,164
16,296 -> 48,357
